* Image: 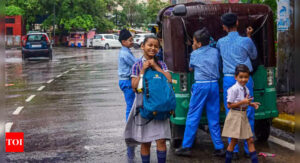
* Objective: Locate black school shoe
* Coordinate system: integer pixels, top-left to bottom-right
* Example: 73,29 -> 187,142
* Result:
213,149 -> 226,157
244,152 -> 250,158
232,152 -> 239,160
175,147 -> 192,156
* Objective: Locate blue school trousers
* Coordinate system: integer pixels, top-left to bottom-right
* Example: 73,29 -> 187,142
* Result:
223,75 -> 255,154
182,81 -> 224,150
119,80 -> 135,121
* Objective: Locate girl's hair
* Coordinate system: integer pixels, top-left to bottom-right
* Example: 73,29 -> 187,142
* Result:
235,64 -> 250,76
142,35 -> 161,65
142,35 -> 160,46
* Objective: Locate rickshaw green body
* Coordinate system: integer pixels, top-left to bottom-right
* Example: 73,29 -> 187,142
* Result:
170,65 -> 278,126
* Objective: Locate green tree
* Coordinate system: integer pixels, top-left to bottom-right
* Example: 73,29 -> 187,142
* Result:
6,0 -> 45,30
6,0 -> 115,33
60,15 -> 94,31
146,0 -> 169,24
5,5 -> 24,16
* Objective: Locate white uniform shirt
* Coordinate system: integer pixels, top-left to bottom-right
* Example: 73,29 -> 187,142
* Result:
227,82 -> 250,108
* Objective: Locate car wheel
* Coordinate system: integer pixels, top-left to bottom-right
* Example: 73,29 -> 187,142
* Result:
105,44 -> 110,50
22,52 -> 26,60
133,44 -> 139,49
48,51 -> 53,60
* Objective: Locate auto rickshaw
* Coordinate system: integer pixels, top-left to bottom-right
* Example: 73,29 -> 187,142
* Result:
156,2 -> 278,148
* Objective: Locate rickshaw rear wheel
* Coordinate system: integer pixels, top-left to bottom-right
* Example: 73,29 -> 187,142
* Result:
170,123 -> 185,149
171,138 -> 182,149
254,118 -> 271,142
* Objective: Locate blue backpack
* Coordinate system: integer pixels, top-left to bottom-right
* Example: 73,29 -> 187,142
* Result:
138,68 -> 176,120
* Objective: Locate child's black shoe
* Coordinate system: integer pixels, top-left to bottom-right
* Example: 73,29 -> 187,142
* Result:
213,149 -> 226,157
174,147 -> 191,156
232,152 -> 239,160
244,152 -> 250,158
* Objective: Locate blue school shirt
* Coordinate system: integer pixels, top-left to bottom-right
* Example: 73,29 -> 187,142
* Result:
118,46 -> 137,80
189,45 -> 221,81
216,31 -> 257,74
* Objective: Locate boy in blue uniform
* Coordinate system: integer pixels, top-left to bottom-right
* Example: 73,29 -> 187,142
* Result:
216,12 -> 257,160
118,29 -> 137,162
118,29 -> 137,121
175,29 -> 225,157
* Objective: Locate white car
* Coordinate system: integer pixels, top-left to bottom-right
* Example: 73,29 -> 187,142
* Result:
133,33 -> 155,48
92,34 -> 122,49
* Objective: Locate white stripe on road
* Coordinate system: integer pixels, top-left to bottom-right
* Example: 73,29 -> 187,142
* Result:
5,122 -> 13,133
37,86 -> 46,91
56,74 -> 63,78
25,95 -> 36,102
47,79 -> 54,84
269,136 -> 295,151
13,106 -> 24,115
63,70 -> 70,74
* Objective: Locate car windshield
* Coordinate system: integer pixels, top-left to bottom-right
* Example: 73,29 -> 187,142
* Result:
27,34 -> 47,41
94,35 -> 102,39
134,35 -> 141,38
104,35 -> 114,39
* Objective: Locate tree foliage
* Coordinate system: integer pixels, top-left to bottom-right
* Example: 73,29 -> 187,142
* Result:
6,0 -> 170,32
60,15 -> 95,31
5,5 -> 24,16
6,0 -> 114,33
147,0 -> 169,24
116,0 -> 169,28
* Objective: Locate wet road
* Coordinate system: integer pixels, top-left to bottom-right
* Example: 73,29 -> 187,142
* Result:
4,48 -> 295,162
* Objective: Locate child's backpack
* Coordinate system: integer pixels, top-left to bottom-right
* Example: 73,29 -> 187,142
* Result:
138,68 -> 176,121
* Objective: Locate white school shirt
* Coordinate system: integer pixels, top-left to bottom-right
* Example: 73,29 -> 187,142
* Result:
227,82 -> 250,108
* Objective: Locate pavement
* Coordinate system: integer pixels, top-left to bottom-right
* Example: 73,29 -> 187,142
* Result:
2,47 -> 296,162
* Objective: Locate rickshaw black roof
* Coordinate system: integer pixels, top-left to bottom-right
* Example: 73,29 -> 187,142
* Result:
158,3 -> 276,72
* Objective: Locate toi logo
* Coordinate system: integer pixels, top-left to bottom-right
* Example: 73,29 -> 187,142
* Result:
6,132 -> 24,152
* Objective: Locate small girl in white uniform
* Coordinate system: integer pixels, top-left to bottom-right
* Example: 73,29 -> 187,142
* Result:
222,64 -> 260,163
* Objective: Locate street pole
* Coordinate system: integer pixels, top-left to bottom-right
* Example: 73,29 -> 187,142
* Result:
53,1 -> 56,46
0,0 -> 6,161
277,0 -> 295,95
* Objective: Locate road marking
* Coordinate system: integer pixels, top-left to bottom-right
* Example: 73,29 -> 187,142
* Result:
5,122 -> 13,132
71,67 -> 76,70
13,106 -> 24,115
63,70 -> 70,74
47,79 -> 54,84
269,135 -> 295,151
25,95 -> 36,102
37,85 -> 46,91
56,74 -> 63,78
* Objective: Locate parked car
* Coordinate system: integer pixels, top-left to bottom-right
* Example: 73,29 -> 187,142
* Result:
22,32 -> 52,60
92,34 -> 121,49
133,33 -> 155,49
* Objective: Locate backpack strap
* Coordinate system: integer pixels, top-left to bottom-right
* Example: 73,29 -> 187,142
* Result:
133,107 -> 153,126
145,79 -> 149,98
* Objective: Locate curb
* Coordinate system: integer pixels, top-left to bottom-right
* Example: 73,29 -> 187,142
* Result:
272,113 -> 295,133
6,47 -> 22,50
